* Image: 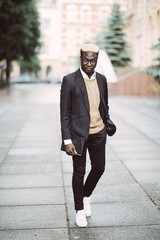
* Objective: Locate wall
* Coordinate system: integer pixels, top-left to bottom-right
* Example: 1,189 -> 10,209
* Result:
108,70 -> 160,97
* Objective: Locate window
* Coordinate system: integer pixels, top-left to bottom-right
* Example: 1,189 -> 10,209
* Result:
100,10 -> 108,22
83,9 -> 89,21
66,29 -> 77,49
40,36 -> 50,54
66,4 -> 77,22
80,5 -> 91,22
98,7 -> 110,22
41,18 -> 51,30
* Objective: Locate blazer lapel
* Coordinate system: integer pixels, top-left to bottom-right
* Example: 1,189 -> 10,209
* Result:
96,72 -> 104,102
76,69 -> 90,112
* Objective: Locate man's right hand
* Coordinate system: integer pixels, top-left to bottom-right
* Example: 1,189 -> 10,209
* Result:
65,144 -> 77,156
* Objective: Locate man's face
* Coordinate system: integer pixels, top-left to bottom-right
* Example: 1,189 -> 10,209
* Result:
80,52 -> 98,76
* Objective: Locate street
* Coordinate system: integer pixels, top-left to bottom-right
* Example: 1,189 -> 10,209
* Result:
0,83 -> 160,240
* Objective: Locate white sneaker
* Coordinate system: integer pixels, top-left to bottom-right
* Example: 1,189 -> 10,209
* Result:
84,197 -> 92,217
76,210 -> 87,227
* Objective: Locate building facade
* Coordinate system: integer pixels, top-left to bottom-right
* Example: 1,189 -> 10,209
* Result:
38,0 -> 127,80
126,0 -> 160,69
37,0 -> 62,81
60,0 -> 127,76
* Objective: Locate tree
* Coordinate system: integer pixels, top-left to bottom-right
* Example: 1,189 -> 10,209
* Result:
144,38 -> 160,83
96,3 -> 131,72
0,0 -> 41,85
19,55 -> 41,76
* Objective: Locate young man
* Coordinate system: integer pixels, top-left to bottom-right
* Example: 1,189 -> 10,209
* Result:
60,44 -> 115,227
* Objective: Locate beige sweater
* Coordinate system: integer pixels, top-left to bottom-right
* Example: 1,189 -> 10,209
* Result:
84,77 -> 105,134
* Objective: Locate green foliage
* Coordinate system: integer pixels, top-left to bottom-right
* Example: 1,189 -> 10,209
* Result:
144,38 -> 160,83
19,55 -> 41,75
96,3 -> 131,72
0,0 -> 41,83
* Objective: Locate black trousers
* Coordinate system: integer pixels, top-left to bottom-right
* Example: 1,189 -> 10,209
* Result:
72,128 -> 106,210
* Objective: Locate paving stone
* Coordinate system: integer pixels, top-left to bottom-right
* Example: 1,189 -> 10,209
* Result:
63,170 -> 135,187
68,201 -> 160,227
110,138 -> 153,147
18,124 -> 58,132
142,183 -> 160,208
8,147 -> 55,155
0,162 -> 61,174
0,135 -> 15,143
0,173 -> 63,188
12,140 -> 55,148
114,130 -> 142,139
70,226 -> 160,240
105,160 -> 126,171
106,148 -> 119,161
95,170 -> 135,185
1,145 -> 9,153
65,183 -> 149,204
0,142 -> 11,148
111,132 -> 144,141
61,144 -> 119,162
63,174 -> 72,187
0,229 -> 69,240
123,160 -> 160,170
21,121 -> 56,128
116,151 -> 160,161
0,102 -> 12,116
155,137 -> 160,143
0,205 -> 67,230
61,152 -> 72,162
62,159 -> 127,176
0,105 -> 32,121
28,105 -> 59,120
62,160 -> 98,173
0,120 -> 22,131
62,161 -> 73,173
4,154 -> 58,163
113,144 -> 160,153
92,184 -> 149,203
0,188 -> 65,206
18,128 -> 57,137
1,84 -> 160,239
0,130 -> 18,138
131,170 -> 160,184
15,135 -> 55,141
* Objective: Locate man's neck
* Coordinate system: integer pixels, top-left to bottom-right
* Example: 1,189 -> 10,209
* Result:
87,73 -> 93,79
80,68 -> 95,80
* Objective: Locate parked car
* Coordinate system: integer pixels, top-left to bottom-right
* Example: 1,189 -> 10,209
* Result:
11,73 -> 40,83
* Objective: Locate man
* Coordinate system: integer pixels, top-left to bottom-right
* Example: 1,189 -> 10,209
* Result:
60,44 -> 116,227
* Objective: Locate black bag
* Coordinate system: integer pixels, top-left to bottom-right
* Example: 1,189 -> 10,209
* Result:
105,118 -> 116,136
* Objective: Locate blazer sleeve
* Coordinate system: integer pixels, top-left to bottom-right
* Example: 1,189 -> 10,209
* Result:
102,75 -> 110,120
60,76 -> 72,140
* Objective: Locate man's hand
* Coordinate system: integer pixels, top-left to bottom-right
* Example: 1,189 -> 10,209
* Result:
65,143 -> 77,156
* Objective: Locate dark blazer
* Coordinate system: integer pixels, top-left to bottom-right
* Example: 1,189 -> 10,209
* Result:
60,69 -> 109,140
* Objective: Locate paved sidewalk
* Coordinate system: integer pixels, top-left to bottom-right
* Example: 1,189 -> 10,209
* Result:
0,84 -> 160,240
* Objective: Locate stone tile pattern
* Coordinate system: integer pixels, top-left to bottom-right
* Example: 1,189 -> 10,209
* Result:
0,85 -> 69,240
0,84 -> 160,240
